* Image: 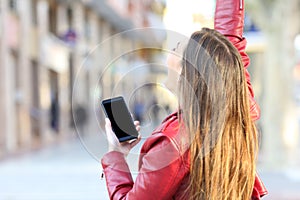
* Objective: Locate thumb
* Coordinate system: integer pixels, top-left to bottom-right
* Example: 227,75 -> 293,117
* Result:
129,135 -> 141,148
105,118 -> 112,133
105,118 -> 111,127
105,118 -> 111,128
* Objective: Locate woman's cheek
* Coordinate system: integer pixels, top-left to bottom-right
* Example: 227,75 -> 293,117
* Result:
167,54 -> 181,73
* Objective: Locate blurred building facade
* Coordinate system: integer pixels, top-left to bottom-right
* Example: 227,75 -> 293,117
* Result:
0,0 -> 165,157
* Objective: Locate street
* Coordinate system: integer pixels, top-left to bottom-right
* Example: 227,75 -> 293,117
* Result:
1,129 -> 300,200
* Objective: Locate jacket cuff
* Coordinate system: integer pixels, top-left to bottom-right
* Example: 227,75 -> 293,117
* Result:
101,151 -> 130,173
214,0 -> 244,39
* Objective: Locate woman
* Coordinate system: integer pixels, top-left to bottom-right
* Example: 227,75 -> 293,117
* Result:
101,0 -> 267,199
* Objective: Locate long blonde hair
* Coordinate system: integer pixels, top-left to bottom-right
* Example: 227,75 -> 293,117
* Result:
179,28 -> 258,199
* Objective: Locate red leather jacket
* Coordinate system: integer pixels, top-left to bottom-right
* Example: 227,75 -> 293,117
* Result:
103,111 -> 266,199
101,0 -> 268,199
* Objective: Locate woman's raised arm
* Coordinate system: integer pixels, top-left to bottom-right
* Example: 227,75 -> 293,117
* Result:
214,0 -> 260,121
214,1 -> 268,199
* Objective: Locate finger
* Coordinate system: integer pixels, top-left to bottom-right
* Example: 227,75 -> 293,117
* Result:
105,118 -> 118,142
105,118 -> 111,127
134,121 -> 140,126
136,125 -> 141,132
130,136 -> 141,148
105,118 -> 111,133
105,118 -> 113,135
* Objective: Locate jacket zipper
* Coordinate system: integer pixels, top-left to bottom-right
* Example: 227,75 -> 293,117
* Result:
240,0 -> 243,9
101,171 -> 104,180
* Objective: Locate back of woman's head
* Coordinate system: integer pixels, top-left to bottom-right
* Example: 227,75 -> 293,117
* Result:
179,28 -> 258,199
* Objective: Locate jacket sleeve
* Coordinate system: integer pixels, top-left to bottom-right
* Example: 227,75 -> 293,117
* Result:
214,0 -> 260,121
101,134 -> 187,200
252,175 -> 268,200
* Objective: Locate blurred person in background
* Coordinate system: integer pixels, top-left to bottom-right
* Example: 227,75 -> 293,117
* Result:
101,0 -> 268,199
133,99 -> 145,123
50,91 -> 59,133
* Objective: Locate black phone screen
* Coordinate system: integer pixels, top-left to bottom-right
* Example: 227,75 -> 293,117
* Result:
101,96 -> 138,142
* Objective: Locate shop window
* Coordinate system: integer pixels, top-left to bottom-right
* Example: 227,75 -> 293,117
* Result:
10,50 -> 21,146
30,60 -> 41,140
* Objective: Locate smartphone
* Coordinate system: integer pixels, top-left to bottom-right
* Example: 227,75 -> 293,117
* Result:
101,96 -> 138,142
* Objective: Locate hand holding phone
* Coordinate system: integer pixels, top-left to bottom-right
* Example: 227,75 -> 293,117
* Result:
104,118 -> 141,155
101,96 -> 139,143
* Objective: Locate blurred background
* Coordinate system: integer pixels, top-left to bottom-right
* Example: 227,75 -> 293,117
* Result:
0,0 -> 300,199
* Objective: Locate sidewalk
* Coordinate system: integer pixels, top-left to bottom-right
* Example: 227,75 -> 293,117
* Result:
0,135 -> 110,200
256,148 -> 300,199
257,168 -> 300,200
0,123 -> 151,200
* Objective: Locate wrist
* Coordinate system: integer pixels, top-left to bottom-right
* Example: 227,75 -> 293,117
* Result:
108,146 -> 121,153
108,146 -> 127,156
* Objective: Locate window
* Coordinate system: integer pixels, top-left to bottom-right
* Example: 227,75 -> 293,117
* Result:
84,10 -> 91,41
49,2 -> 57,35
31,0 -> 38,25
67,7 -> 73,29
9,0 -> 18,13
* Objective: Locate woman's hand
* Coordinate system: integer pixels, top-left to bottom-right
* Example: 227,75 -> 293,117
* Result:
105,118 -> 141,156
